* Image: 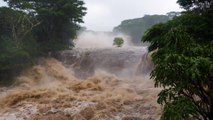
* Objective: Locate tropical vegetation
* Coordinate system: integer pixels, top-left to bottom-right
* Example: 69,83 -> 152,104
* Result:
142,0 -> 213,119
0,0 -> 86,85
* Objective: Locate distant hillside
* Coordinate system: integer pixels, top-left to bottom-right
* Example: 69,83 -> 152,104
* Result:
113,12 -> 180,45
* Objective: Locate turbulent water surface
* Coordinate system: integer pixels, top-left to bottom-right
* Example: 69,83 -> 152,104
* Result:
0,46 -> 161,120
54,47 -> 151,78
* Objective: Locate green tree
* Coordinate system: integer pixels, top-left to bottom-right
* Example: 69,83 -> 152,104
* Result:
0,0 -> 86,85
177,0 -> 213,11
113,37 -> 124,47
142,0 -> 213,119
0,7 -> 39,85
4,0 -> 87,52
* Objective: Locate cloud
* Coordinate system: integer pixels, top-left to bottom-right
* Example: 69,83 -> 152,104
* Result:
82,0 -> 182,31
0,0 -> 6,6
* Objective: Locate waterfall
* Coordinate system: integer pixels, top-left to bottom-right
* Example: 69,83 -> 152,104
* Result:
53,47 -> 152,79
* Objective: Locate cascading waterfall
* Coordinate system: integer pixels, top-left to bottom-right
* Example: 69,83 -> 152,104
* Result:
53,47 -> 151,79
0,32 -> 160,120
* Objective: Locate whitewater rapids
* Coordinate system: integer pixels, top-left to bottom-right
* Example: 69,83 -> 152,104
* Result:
0,47 -> 161,120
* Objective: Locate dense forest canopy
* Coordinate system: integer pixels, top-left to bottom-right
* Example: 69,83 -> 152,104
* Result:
113,12 -> 180,45
142,0 -> 213,119
0,0 -> 86,85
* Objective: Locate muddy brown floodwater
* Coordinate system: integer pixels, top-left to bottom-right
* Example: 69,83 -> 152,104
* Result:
0,47 -> 162,120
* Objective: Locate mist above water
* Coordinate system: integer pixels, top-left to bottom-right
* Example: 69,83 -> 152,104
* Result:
74,31 -> 133,49
0,58 -> 160,120
0,30 -> 158,119
56,47 -> 151,79
56,30 -> 152,79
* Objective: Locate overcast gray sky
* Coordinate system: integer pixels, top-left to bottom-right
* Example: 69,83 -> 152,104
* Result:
0,0 -> 182,31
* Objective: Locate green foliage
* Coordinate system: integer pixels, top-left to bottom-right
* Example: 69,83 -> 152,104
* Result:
177,0 -> 213,11
160,96 -> 199,120
0,7 -> 39,84
4,0 -> 86,52
113,37 -> 124,47
142,7 -> 213,120
0,0 -> 86,85
113,14 -> 179,45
